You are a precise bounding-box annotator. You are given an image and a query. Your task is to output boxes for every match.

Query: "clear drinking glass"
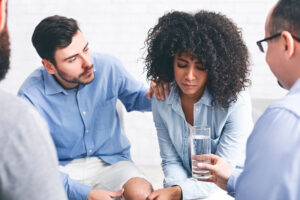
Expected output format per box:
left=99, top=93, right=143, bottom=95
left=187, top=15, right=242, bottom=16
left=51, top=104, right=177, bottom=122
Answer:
left=190, top=126, right=211, bottom=179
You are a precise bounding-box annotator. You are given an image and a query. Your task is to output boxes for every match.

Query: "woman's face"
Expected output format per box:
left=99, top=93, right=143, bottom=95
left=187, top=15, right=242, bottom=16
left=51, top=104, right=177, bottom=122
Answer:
left=174, top=52, right=208, bottom=99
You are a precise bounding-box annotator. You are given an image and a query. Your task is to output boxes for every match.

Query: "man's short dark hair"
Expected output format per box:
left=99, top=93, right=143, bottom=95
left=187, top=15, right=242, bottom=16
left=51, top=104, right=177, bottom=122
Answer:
left=31, top=15, right=80, bottom=65
left=269, top=0, right=300, bottom=36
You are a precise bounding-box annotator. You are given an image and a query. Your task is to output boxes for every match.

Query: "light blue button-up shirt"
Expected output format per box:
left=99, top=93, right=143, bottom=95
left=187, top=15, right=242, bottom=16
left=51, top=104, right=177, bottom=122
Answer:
left=18, top=53, right=151, bottom=200
left=226, top=78, right=300, bottom=200
left=152, top=85, right=252, bottom=199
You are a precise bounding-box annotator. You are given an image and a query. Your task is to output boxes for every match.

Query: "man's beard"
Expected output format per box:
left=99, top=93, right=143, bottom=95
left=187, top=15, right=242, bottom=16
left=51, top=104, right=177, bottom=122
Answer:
left=0, top=26, right=10, bottom=81
left=277, top=80, right=285, bottom=89
left=55, top=65, right=94, bottom=85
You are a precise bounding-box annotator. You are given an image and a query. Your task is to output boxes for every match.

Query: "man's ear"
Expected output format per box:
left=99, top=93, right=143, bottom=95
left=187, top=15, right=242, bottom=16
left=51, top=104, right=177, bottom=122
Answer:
left=42, top=59, right=56, bottom=74
left=281, top=31, right=295, bottom=59
left=0, top=0, right=8, bottom=32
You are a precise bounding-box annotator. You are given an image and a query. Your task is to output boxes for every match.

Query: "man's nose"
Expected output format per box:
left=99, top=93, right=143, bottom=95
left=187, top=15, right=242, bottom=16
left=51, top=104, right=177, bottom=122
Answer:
left=81, top=54, right=92, bottom=68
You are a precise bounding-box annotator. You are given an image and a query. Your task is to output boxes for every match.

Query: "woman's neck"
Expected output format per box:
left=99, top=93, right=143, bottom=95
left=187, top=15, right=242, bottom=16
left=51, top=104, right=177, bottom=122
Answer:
left=179, top=88, right=205, bottom=125
left=179, top=87, right=205, bottom=105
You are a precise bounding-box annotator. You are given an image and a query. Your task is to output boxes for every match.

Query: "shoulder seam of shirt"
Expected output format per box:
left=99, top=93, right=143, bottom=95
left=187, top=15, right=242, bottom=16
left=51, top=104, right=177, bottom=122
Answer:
left=20, top=79, right=43, bottom=95
left=267, top=106, right=300, bottom=119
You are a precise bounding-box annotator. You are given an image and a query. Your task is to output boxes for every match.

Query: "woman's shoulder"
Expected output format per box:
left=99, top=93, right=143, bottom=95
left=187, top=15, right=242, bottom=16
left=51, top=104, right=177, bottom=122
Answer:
left=151, top=93, right=170, bottom=109
left=152, top=83, right=178, bottom=103
left=222, top=90, right=252, bottom=117
left=230, top=90, right=251, bottom=108
left=237, top=90, right=251, bottom=105
left=152, top=84, right=179, bottom=113
left=215, top=90, right=251, bottom=113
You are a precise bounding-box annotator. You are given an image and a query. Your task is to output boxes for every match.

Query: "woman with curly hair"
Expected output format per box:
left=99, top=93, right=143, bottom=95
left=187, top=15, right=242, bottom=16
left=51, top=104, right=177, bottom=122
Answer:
left=145, top=11, right=253, bottom=199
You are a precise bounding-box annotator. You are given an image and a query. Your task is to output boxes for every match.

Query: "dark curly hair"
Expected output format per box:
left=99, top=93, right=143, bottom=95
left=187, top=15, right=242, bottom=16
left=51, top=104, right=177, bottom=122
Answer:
left=144, top=11, right=250, bottom=108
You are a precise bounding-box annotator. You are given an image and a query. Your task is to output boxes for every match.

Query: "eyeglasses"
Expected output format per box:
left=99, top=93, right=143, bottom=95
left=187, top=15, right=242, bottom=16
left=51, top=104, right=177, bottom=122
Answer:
left=256, top=32, right=300, bottom=53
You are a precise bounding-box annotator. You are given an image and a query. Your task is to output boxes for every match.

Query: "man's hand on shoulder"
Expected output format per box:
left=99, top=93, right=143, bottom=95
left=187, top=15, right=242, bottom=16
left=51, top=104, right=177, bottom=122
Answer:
left=87, top=188, right=124, bottom=200
left=145, top=81, right=171, bottom=100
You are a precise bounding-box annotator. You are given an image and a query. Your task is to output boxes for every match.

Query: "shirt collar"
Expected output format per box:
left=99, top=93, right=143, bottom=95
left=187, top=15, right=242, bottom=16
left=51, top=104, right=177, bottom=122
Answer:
left=43, top=69, right=68, bottom=95
left=289, top=78, right=300, bottom=94
left=166, top=82, right=212, bottom=106
left=197, top=87, right=212, bottom=106
left=166, top=83, right=180, bottom=105
left=42, top=64, right=97, bottom=96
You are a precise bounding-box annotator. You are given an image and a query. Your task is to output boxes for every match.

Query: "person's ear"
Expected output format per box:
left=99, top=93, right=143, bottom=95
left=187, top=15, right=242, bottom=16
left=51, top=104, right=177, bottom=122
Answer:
left=0, top=0, right=8, bottom=32
left=42, top=59, right=56, bottom=74
left=281, top=31, right=295, bottom=59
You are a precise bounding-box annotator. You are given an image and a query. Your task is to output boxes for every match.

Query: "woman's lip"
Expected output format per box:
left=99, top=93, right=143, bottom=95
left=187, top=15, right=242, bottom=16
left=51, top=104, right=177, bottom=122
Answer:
left=182, top=83, right=196, bottom=88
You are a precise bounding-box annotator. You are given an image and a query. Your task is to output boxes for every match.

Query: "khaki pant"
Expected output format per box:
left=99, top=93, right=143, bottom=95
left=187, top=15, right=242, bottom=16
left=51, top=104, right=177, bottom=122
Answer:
left=59, top=157, right=146, bottom=192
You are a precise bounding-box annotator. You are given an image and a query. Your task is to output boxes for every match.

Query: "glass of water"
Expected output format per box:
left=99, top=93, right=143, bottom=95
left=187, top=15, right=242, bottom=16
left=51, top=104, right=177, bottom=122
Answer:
left=190, top=126, right=211, bottom=179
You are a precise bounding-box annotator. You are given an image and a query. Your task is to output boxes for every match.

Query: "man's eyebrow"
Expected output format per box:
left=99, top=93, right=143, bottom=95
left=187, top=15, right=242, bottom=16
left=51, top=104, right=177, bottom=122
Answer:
left=83, top=42, right=89, bottom=50
left=63, top=42, right=89, bottom=61
left=63, top=53, right=78, bottom=62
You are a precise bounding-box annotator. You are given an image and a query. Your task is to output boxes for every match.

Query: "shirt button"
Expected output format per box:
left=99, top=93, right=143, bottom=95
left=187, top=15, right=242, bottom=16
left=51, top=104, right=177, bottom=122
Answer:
left=89, top=149, right=92, bottom=153
left=195, top=108, right=199, bottom=112
left=85, top=130, right=89, bottom=133
left=83, top=111, right=86, bottom=115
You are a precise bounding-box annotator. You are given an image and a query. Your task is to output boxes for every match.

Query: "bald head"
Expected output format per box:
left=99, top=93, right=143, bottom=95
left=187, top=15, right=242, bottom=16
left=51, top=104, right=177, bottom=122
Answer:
left=263, top=0, right=300, bottom=90
left=268, top=0, right=300, bottom=36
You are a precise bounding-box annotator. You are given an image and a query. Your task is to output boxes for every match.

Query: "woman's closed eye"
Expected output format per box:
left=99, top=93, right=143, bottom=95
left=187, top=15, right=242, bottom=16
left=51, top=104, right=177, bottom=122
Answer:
left=177, top=63, right=187, bottom=68
left=196, top=66, right=207, bottom=71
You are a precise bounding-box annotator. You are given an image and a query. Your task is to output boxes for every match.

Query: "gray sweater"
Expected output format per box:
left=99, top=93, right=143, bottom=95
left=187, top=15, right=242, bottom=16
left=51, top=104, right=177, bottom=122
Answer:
left=0, top=90, right=67, bottom=200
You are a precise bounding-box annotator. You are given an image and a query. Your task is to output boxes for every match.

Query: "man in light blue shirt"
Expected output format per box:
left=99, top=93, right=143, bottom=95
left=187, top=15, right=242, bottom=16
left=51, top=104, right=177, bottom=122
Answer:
left=18, top=15, right=159, bottom=200
left=195, top=0, right=300, bottom=199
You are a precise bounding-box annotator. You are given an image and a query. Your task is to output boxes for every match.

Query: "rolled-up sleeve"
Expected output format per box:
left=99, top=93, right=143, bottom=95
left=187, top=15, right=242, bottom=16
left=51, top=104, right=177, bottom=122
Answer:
left=226, top=170, right=241, bottom=197
left=114, top=56, right=151, bottom=112
left=60, top=172, right=92, bottom=200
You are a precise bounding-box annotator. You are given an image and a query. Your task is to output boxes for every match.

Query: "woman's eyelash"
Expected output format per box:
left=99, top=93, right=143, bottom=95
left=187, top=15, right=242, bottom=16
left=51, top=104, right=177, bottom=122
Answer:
left=178, top=64, right=186, bottom=68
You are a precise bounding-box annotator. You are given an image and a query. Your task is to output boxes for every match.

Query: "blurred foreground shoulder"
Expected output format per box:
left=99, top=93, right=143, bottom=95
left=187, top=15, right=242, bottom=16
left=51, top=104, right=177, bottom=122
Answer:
left=0, top=90, right=67, bottom=200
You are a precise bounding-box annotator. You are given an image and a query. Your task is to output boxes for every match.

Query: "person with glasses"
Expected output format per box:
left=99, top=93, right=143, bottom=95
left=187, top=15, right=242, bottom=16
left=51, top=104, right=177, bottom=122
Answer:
left=257, top=32, right=300, bottom=53
left=144, top=11, right=253, bottom=200
left=195, top=0, right=300, bottom=199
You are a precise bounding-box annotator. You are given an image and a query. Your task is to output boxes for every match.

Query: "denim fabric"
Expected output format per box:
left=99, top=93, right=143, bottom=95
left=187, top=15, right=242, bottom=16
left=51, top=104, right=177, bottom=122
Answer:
left=152, top=85, right=252, bottom=199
